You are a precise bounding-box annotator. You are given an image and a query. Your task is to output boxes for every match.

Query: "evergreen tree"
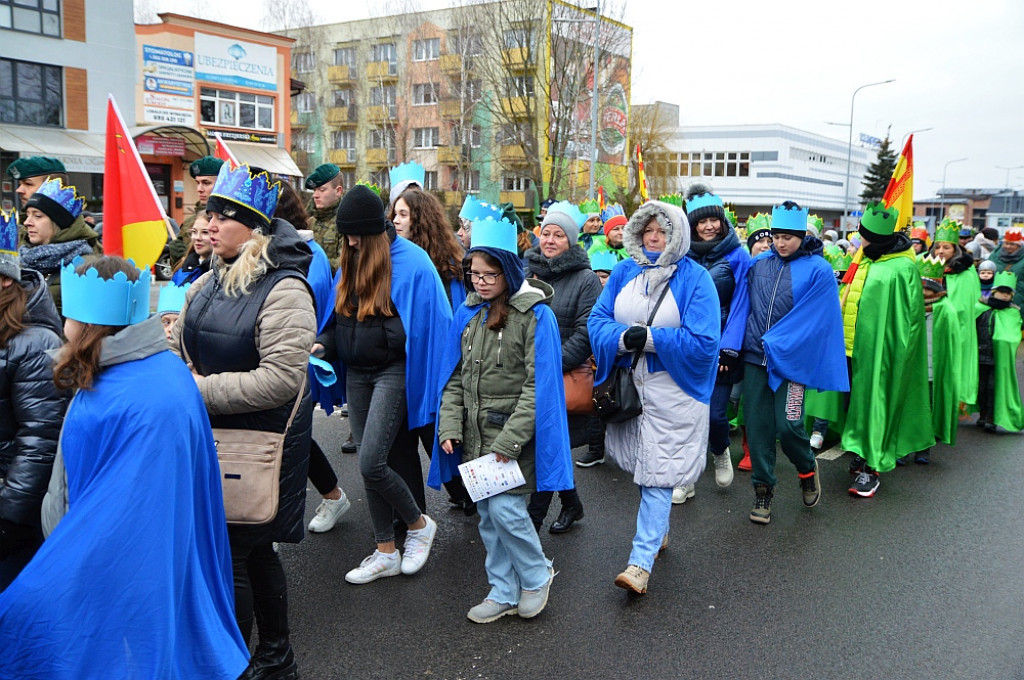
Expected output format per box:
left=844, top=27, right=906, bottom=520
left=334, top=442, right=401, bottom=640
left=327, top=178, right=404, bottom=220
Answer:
left=859, top=132, right=897, bottom=205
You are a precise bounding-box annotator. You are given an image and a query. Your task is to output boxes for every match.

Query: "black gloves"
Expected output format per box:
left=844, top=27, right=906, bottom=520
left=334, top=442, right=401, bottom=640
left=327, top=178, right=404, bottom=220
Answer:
left=623, top=326, right=647, bottom=352
left=0, top=518, right=38, bottom=560
left=719, top=349, right=741, bottom=373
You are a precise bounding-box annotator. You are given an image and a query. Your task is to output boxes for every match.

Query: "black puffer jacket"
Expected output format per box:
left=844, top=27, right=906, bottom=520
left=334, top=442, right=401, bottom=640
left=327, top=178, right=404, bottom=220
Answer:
left=525, top=244, right=602, bottom=448
left=0, top=269, right=67, bottom=527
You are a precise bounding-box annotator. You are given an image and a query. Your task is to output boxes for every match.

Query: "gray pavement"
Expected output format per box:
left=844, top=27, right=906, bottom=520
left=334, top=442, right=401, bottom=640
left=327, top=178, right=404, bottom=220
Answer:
left=282, top=385, right=1024, bottom=680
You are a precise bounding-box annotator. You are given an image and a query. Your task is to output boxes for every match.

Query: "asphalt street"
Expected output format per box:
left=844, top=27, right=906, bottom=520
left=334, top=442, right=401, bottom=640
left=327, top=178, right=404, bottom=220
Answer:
left=280, top=360, right=1024, bottom=680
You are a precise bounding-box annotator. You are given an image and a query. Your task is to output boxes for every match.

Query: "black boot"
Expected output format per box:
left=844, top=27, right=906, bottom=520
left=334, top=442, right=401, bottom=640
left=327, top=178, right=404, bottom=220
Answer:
left=240, top=595, right=298, bottom=680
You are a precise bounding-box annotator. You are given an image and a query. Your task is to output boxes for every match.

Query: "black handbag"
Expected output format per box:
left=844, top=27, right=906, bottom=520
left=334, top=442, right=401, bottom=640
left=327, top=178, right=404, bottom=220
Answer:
left=592, top=283, right=672, bottom=424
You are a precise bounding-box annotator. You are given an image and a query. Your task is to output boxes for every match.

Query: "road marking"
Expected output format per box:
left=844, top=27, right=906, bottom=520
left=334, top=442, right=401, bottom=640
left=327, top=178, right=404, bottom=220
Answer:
left=816, top=445, right=845, bottom=461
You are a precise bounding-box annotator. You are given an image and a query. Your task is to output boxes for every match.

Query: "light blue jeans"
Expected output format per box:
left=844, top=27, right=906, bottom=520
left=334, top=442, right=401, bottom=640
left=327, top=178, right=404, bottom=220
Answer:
left=477, top=492, right=551, bottom=605
left=628, top=486, right=673, bottom=572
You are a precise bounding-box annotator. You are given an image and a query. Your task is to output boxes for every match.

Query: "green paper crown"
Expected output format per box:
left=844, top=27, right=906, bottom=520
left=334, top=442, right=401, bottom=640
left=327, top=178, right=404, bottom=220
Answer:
left=934, top=218, right=961, bottom=244
left=916, top=254, right=946, bottom=280
left=355, top=179, right=382, bottom=199
left=724, top=206, right=737, bottom=227
left=823, top=244, right=842, bottom=263
left=808, top=213, right=825, bottom=231
left=658, top=193, right=683, bottom=207
left=859, top=201, right=899, bottom=237
left=579, top=198, right=600, bottom=215
left=993, top=270, right=1018, bottom=290
left=745, top=212, right=772, bottom=231
left=832, top=252, right=853, bottom=271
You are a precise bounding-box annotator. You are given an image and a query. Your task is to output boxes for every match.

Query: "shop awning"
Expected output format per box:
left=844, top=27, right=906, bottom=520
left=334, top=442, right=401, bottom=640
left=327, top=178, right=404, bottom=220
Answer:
left=228, top=142, right=302, bottom=178
left=0, top=125, right=105, bottom=173
left=130, top=125, right=210, bottom=161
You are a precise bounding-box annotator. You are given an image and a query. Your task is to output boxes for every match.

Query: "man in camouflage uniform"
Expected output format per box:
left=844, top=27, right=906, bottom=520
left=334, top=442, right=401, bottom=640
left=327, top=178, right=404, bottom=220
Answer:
left=305, top=163, right=344, bottom=265
left=169, top=156, right=223, bottom=264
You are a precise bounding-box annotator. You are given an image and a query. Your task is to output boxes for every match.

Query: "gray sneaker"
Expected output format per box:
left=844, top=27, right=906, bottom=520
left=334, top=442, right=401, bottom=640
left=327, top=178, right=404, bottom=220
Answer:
left=467, top=599, right=518, bottom=623
left=518, top=567, right=554, bottom=619
left=750, top=484, right=774, bottom=524
left=799, top=461, right=821, bottom=507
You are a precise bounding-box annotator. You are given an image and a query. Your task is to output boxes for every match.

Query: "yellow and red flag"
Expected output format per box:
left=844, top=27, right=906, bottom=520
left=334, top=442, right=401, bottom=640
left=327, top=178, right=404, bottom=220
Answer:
left=597, top=185, right=606, bottom=212
left=883, top=134, right=914, bottom=232
left=636, top=144, right=649, bottom=203
left=213, top=131, right=239, bottom=168
left=103, top=95, right=170, bottom=270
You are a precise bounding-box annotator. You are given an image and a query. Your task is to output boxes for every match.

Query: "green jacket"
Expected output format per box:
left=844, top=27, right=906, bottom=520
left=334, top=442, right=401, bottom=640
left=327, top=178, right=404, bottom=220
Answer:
left=170, top=201, right=204, bottom=263
left=438, top=279, right=554, bottom=494
left=586, top=235, right=628, bottom=261
left=309, top=202, right=340, bottom=263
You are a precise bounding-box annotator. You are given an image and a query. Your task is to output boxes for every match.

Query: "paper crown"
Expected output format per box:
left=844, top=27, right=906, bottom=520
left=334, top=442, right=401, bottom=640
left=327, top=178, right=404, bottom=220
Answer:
left=724, top=206, right=737, bottom=227
left=909, top=227, right=931, bottom=245
left=0, top=208, right=17, bottom=255
left=771, top=202, right=809, bottom=233
left=746, top=213, right=773, bottom=231
left=1005, top=228, right=1024, bottom=243
left=823, top=244, right=842, bottom=262
left=470, top=217, right=518, bottom=255
left=33, top=177, right=86, bottom=221
left=388, top=161, right=425, bottom=188
left=934, top=219, right=961, bottom=244
left=917, top=254, right=946, bottom=280
left=685, top=191, right=724, bottom=214
left=993, top=270, right=1018, bottom=290
left=600, top=204, right=625, bottom=224
left=355, top=179, right=383, bottom=198
left=459, top=195, right=503, bottom=222
left=545, top=201, right=587, bottom=229
left=807, top=214, right=824, bottom=231
left=61, top=257, right=151, bottom=326
left=579, top=198, right=600, bottom=215
left=589, top=250, right=618, bottom=272
left=209, top=163, right=280, bottom=224
left=157, top=281, right=191, bottom=315
left=859, top=202, right=899, bottom=237
left=831, top=252, right=853, bottom=271
left=658, top=194, right=683, bottom=207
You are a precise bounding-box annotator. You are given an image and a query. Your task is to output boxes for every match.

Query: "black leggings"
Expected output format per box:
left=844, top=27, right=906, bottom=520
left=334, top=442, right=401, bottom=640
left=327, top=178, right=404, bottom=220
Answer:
left=307, top=438, right=338, bottom=496
left=230, top=536, right=289, bottom=645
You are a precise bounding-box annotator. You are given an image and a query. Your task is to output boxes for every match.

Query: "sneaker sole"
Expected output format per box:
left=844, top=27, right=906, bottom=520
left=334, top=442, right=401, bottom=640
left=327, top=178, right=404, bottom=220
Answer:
left=308, top=501, right=352, bottom=533
left=574, top=458, right=605, bottom=468
left=715, top=473, right=733, bottom=488
left=467, top=607, right=518, bottom=624
left=848, top=483, right=879, bottom=498
left=401, top=518, right=437, bottom=575
left=671, top=490, right=695, bottom=505
left=749, top=513, right=771, bottom=525
left=345, top=566, right=401, bottom=585
left=613, top=574, right=647, bottom=594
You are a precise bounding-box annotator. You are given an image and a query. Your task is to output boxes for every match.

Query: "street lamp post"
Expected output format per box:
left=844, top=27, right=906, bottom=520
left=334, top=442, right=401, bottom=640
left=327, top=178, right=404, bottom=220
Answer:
left=996, top=165, right=1024, bottom=220
left=939, top=157, right=968, bottom=222
left=996, top=164, right=1024, bottom=190
left=900, top=127, right=933, bottom=148
left=842, top=79, right=895, bottom=229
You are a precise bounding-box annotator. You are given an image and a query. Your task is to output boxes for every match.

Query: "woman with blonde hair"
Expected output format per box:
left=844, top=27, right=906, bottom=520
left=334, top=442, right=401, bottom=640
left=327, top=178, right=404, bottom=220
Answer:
left=171, top=163, right=316, bottom=680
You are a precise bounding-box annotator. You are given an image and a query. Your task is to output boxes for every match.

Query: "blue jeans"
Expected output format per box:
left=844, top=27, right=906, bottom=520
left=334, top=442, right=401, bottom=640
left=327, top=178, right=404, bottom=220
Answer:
left=628, top=486, right=673, bottom=572
left=708, top=382, right=732, bottom=456
left=347, top=363, right=423, bottom=543
left=477, top=493, right=550, bottom=605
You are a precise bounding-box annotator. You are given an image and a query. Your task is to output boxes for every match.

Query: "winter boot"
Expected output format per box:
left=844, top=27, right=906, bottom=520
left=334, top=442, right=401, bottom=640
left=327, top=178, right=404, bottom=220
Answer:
left=240, top=594, right=299, bottom=680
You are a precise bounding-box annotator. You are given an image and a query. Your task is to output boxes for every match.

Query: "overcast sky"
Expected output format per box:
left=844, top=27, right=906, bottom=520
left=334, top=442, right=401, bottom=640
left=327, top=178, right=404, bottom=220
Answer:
left=148, top=0, right=1024, bottom=199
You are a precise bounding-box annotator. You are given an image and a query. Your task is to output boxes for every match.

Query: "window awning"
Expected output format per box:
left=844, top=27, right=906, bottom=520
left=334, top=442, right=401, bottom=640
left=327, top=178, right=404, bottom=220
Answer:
left=228, top=142, right=302, bottom=178
left=130, top=125, right=211, bottom=161
left=0, top=125, right=105, bottom=173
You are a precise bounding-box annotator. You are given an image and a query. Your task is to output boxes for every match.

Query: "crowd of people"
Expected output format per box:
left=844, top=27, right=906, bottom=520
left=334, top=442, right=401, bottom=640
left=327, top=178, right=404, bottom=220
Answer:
left=0, top=155, right=1020, bottom=678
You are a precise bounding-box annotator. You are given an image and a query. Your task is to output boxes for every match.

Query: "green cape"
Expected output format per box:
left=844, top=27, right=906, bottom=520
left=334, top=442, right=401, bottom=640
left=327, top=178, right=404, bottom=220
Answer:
left=586, top=235, right=628, bottom=261
left=929, top=296, right=964, bottom=445
left=945, top=269, right=981, bottom=404
left=841, top=251, right=935, bottom=471
left=975, top=302, right=1024, bottom=431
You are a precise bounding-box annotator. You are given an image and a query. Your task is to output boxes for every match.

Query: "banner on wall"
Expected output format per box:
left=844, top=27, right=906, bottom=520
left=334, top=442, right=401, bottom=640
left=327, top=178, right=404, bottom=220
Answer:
left=194, top=33, right=278, bottom=92
left=141, top=45, right=196, bottom=126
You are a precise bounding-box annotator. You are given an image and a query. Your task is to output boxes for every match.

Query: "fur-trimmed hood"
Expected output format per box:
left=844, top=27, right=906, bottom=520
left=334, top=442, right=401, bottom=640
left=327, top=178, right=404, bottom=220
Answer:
left=623, top=200, right=690, bottom=289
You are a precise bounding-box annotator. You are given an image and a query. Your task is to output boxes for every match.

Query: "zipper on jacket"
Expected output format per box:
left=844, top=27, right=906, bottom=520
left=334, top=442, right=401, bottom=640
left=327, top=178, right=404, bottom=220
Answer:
left=496, top=329, right=503, bottom=367
left=188, top=274, right=221, bottom=372
left=762, top=260, right=785, bottom=366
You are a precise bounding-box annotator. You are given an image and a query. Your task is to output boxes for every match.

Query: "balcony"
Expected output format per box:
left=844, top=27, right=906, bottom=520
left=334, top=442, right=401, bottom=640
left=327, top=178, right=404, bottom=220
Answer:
left=290, top=149, right=310, bottom=170
left=366, top=60, right=398, bottom=81
left=500, top=96, right=532, bottom=119
left=438, top=190, right=464, bottom=207
left=500, top=190, right=529, bottom=209
left=327, top=149, right=357, bottom=168
left=326, top=106, right=357, bottom=126
left=328, top=64, right=354, bottom=84
left=289, top=110, right=310, bottom=128
left=437, top=146, right=465, bottom=165
left=365, top=147, right=395, bottom=166
left=499, top=145, right=528, bottom=165
left=366, top=104, right=396, bottom=124
left=439, top=99, right=467, bottom=119
left=502, top=47, right=531, bottom=70
left=440, top=53, right=471, bottom=75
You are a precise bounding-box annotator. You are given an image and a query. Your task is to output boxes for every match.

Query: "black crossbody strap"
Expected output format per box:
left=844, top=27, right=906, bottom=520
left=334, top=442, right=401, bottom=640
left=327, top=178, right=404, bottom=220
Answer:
left=629, top=281, right=672, bottom=371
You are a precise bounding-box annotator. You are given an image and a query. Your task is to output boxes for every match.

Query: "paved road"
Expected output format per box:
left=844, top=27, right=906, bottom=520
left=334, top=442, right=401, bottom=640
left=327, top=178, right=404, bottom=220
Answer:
left=281, top=378, right=1024, bottom=680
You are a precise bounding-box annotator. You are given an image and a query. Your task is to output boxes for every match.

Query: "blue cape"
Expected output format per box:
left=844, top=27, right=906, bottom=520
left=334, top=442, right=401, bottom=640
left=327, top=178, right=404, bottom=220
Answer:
left=306, top=239, right=347, bottom=414
left=329, top=236, right=452, bottom=429
left=448, top=272, right=468, bottom=309
left=427, top=299, right=574, bottom=492
left=588, top=258, right=721, bottom=404
left=0, top=351, right=248, bottom=679
left=758, top=251, right=850, bottom=392
left=719, top=246, right=751, bottom=351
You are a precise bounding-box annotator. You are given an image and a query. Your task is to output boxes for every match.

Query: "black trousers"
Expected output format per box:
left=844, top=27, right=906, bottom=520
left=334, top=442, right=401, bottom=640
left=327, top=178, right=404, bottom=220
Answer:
left=230, top=535, right=289, bottom=645
left=978, top=363, right=996, bottom=421
left=307, top=438, right=338, bottom=496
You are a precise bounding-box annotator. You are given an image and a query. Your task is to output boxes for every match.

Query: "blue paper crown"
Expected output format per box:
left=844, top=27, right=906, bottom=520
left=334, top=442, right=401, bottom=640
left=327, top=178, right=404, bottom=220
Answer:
left=459, top=195, right=503, bottom=222
left=685, top=192, right=723, bottom=214
left=771, top=203, right=809, bottom=232
left=589, top=251, right=618, bottom=272
left=470, top=217, right=518, bottom=255
left=600, top=204, right=625, bottom=224
left=545, top=201, right=587, bottom=229
left=0, top=208, right=17, bottom=254
left=61, top=257, right=151, bottom=326
left=389, top=161, right=425, bottom=188
left=157, top=281, right=191, bottom=315
left=35, top=178, right=86, bottom=221
left=209, top=163, right=280, bottom=224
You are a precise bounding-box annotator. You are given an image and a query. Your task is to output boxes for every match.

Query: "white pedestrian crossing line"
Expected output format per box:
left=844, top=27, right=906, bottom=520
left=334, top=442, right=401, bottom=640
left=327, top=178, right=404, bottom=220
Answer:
left=816, top=445, right=845, bottom=461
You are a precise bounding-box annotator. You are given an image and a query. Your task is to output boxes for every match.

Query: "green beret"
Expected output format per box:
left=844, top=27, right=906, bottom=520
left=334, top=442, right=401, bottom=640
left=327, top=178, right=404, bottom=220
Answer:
left=6, top=156, right=66, bottom=180
left=305, top=164, right=341, bottom=190
left=189, top=156, right=224, bottom=178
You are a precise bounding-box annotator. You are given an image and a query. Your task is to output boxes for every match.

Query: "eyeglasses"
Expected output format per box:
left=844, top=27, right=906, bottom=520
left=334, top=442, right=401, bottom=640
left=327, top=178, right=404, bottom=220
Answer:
left=468, top=271, right=503, bottom=285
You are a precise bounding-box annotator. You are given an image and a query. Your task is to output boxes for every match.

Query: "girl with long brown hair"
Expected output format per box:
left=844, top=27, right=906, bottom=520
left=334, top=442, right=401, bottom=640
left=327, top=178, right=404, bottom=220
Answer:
left=312, top=185, right=452, bottom=585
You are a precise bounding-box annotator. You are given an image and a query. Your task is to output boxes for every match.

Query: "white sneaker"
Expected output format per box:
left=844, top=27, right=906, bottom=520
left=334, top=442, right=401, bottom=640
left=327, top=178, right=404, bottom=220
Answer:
left=401, top=515, right=437, bottom=575
left=345, top=550, right=401, bottom=584
left=712, top=452, right=734, bottom=488
left=810, top=431, right=824, bottom=449
left=308, top=493, right=351, bottom=533
left=671, top=484, right=695, bottom=505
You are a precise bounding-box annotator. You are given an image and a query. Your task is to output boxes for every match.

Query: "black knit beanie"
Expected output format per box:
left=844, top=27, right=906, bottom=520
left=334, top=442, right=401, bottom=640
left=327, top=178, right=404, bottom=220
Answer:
left=206, top=195, right=269, bottom=232
left=336, top=184, right=388, bottom=235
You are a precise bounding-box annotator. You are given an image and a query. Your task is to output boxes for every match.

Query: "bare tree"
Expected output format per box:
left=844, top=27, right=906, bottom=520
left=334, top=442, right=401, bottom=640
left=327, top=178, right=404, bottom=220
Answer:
left=624, top=101, right=678, bottom=212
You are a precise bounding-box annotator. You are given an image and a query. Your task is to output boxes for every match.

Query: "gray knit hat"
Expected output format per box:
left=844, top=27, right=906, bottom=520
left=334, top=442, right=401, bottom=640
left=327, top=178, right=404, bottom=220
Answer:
left=540, top=205, right=582, bottom=244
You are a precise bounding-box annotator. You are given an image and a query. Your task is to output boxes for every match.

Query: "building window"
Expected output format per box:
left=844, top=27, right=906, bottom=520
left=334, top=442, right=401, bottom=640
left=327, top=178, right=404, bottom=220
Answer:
left=0, top=58, right=62, bottom=127
left=502, top=175, right=530, bottom=192
left=333, top=46, right=356, bottom=67
left=333, top=131, right=356, bottom=162
left=497, top=123, right=527, bottom=146
left=369, top=128, right=396, bottom=163
left=504, top=27, right=534, bottom=51
left=450, top=29, right=483, bottom=56
left=201, top=88, right=275, bottom=131
left=452, top=78, right=482, bottom=102
left=0, top=0, right=60, bottom=36
left=371, top=42, right=397, bottom=74
left=369, top=84, right=396, bottom=117
left=412, top=83, right=438, bottom=106
left=293, top=52, right=314, bottom=73
left=294, top=92, right=315, bottom=113
left=370, top=169, right=389, bottom=189
left=412, top=38, right=440, bottom=62
left=453, top=123, right=482, bottom=148
left=332, top=89, right=352, bottom=107
left=506, top=76, right=534, bottom=98
left=460, top=169, right=480, bottom=192
left=423, top=170, right=438, bottom=191
left=413, top=127, right=439, bottom=149
left=293, top=131, right=316, bottom=153
left=340, top=171, right=355, bottom=189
